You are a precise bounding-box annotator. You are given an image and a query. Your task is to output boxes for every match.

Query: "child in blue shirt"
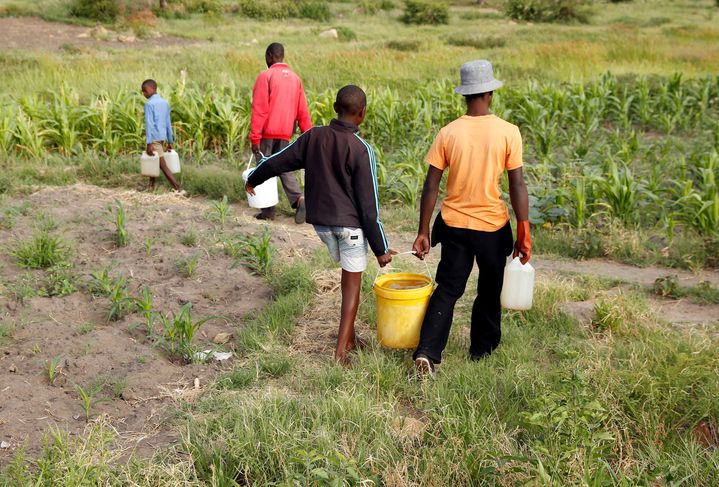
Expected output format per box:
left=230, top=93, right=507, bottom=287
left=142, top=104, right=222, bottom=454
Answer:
left=142, top=79, right=181, bottom=191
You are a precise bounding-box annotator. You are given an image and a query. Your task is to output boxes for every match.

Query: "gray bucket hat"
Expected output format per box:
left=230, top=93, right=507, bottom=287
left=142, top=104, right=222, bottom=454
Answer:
left=455, top=60, right=503, bottom=96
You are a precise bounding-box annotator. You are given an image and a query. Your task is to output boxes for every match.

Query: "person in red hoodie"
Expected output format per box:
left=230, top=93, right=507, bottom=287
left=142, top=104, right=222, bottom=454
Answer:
left=250, top=42, right=312, bottom=223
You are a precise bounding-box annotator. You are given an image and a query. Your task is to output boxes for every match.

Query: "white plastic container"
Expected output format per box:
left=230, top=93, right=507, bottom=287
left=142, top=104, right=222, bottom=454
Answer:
left=243, top=155, right=278, bottom=209
left=164, top=149, right=181, bottom=174
left=140, top=152, right=160, bottom=177
left=500, top=257, right=535, bottom=310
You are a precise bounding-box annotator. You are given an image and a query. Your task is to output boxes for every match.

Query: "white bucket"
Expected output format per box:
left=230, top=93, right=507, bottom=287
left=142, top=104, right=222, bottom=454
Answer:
left=164, top=149, right=181, bottom=174
left=500, top=257, right=535, bottom=310
left=140, top=152, right=160, bottom=177
left=243, top=154, right=278, bottom=209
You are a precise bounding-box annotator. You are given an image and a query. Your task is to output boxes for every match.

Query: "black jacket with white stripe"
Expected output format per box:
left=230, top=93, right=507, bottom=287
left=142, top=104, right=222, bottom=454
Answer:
left=247, top=118, right=389, bottom=257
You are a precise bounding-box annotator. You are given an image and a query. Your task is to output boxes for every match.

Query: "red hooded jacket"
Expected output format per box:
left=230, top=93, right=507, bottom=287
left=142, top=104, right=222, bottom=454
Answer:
left=250, top=63, right=312, bottom=145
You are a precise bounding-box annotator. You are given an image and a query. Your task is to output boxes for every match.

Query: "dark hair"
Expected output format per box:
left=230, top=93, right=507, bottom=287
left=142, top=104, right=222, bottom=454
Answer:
left=265, top=42, right=284, bottom=60
left=142, top=79, right=157, bottom=91
left=464, top=91, right=492, bottom=101
left=335, top=85, right=366, bottom=116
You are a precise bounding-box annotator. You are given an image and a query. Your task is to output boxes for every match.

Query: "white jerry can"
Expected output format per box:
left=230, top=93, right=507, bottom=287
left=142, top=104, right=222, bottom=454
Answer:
left=164, top=149, right=181, bottom=174
left=140, top=152, right=160, bottom=177
left=500, top=257, right=535, bottom=310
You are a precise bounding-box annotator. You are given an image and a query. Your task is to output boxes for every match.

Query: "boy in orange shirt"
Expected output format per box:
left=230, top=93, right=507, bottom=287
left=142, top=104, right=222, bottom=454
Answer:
left=412, top=60, right=531, bottom=376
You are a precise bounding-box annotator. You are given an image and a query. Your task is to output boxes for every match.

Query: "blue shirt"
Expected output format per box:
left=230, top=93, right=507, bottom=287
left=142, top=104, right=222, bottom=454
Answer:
left=144, top=94, right=174, bottom=145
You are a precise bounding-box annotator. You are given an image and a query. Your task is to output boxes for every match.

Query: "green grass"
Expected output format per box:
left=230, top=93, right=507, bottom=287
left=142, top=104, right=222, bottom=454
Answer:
left=1, top=1, right=718, bottom=94
left=653, top=275, right=719, bottom=304
left=3, top=249, right=718, bottom=484
left=12, top=231, right=71, bottom=269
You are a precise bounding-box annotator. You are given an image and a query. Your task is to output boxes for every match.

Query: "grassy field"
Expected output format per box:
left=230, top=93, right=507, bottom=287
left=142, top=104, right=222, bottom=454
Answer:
left=2, top=249, right=718, bottom=485
left=0, top=0, right=718, bottom=484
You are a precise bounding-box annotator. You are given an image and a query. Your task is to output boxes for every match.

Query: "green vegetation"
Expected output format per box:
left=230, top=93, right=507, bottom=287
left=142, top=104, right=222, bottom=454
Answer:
left=109, top=200, right=129, bottom=247
left=401, top=0, right=449, bottom=25
left=223, top=227, right=273, bottom=276
left=0, top=0, right=718, bottom=483
left=69, top=0, right=119, bottom=22
left=131, top=285, right=155, bottom=335
left=180, top=228, right=198, bottom=247
left=46, top=355, right=63, bottom=385
left=653, top=275, right=719, bottom=304
left=12, top=232, right=71, bottom=269
left=177, top=253, right=199, bottom=278
left=3, top=252, right=718, bottom=484
left=106, top=273, right=131, bottom=321
left=505, top=0, right=592, bottom=23
left=44, top=264, right=77, bottom=297
left=74, top=383, right=98, bottom=422
left=157, top=302, right=215, bottom=363
left=210, top=194, right=230, bottom=226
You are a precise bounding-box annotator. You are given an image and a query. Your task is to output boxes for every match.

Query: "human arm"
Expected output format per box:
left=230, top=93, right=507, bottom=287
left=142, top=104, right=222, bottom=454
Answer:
left=506, top=127, right=530, bottom=264
left=144, top=104, right=154, bottom=149
left=351, top=145, right=392, bottom=266
left=165, top=103, right=174, bottom=146
left=296, top=81, right=312, bottom=133
left=412, top=165, right=443, bottom=260
left=508, top=167, right=531, bottom=264
left=250, top=72, right=270, bottom=152
left=245, top=133, right=308, bottom=194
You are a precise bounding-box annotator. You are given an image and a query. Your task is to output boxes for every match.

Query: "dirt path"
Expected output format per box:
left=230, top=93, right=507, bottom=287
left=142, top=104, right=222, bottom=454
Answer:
left=533, top=256, right=719, bottom=289
left=0, top=17, right=194, bottom=51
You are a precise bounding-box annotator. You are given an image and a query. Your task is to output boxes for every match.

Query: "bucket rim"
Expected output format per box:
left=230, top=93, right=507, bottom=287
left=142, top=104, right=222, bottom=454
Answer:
left=373, top=272, right=434, bottom=299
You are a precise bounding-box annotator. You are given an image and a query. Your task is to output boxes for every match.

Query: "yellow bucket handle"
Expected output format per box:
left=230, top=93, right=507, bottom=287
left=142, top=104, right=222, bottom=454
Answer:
left=372, top=250, right=434, bottom=288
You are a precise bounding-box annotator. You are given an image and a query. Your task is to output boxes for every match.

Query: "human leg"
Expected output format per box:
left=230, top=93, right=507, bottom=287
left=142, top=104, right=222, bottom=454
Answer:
left=469, top=224, right=513, bottom=359
left=413, top=226, right=474, bottom=365
left=150, top=142, right=180, bottom=191
left=159, top=156, right=180, bottom=190
left=336, top=269, right=362, bottom=365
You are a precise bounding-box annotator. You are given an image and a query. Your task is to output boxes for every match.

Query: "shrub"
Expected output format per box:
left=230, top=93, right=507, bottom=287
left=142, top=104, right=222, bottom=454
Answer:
left=181, top=0, right=223, bottom=14
left=358, top=0, right=395, bottom=14
left=298, top=1, right=331, bottom=21
left=400, top=0, right=448, bottom=25
left=446, top=34, right=506, bottom=49
left=69, top=0, right=120, bottom=22
left=505, top=0, right=591, bottom=23
left=336, top=26, right=357, bottom=42
left=237, top=0, right=331, bottom=20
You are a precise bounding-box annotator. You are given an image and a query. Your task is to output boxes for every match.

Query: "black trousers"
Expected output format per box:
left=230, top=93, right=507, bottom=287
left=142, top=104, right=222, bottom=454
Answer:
left=259, top=138, right=302, bottom=213
left=414, top=215, right=513, bottom=364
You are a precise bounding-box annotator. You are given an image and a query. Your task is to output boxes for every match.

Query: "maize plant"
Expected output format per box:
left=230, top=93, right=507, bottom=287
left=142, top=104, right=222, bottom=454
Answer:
left=1, top=74, right=717, bottom=240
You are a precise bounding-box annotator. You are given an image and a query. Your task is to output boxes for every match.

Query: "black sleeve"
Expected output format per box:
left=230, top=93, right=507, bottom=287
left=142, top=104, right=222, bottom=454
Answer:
left=352, top=144, right=389, bottom=257
left=247, top=131, right=308, bottom=187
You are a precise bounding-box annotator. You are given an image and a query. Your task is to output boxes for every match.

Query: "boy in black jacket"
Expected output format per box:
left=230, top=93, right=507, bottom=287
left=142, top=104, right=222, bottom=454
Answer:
left=246, top=85, right=393, bottom=365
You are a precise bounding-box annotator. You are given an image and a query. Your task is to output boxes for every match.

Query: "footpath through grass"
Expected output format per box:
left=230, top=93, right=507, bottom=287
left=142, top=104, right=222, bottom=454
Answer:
left=3, top=250, right=717, bottom=485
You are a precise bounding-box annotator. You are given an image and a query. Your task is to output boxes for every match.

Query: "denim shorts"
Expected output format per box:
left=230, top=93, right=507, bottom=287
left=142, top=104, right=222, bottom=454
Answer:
left=314, top=225, right=369, bottom=273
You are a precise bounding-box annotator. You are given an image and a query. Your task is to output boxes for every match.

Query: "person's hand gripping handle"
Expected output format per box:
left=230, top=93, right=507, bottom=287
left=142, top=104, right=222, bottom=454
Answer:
left=513, top=220, right=531, bottom=264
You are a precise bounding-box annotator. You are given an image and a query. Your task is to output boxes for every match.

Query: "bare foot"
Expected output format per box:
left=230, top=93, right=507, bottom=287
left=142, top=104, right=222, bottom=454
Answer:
left=335, top=351, right=352, bottom=368
left=346, top=334, right=367, bottom=352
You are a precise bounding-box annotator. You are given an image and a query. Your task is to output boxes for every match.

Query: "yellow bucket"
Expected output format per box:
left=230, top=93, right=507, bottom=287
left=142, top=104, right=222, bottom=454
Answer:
left=373, top=272, right=434, bottom=349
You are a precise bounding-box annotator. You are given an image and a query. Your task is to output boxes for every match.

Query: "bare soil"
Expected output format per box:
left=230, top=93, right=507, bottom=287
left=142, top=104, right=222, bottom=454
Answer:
left=0, top=17, right=194, bottom=51
left=0, top=183, right=317, bottom=464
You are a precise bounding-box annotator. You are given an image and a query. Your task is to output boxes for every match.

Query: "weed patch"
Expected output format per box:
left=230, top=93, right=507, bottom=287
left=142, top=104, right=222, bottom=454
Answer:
left=13, top=232, right=71, bottom=269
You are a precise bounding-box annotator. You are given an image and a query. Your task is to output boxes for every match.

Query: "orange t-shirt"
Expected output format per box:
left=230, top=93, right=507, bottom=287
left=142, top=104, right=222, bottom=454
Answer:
left=426, top=114, right=523, bottom=232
